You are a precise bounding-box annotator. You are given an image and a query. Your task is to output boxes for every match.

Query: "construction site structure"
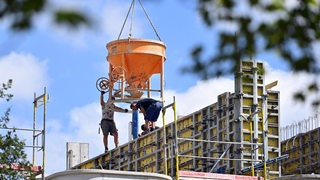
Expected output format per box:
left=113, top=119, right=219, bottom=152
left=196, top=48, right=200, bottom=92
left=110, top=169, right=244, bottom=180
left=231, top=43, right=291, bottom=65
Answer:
left=280, top=111, right=320, bottom=175
left=0, top=87, right=48, bottom=179
left=72, top=60, right=284, bottom=180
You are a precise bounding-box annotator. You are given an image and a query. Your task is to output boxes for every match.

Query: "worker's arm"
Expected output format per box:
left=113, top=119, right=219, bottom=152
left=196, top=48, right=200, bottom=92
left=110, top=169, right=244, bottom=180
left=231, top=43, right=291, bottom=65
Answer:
left=140, top=107, right=146, bottom=116
left=100, top=91, right=105, bottom=106
left=114, top=105, right=128, bottom=113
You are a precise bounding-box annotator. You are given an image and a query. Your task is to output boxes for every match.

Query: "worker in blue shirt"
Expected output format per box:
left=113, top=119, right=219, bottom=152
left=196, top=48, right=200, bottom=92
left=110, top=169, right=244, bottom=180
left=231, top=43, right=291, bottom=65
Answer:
left=130, top=98, right=162, bottom=133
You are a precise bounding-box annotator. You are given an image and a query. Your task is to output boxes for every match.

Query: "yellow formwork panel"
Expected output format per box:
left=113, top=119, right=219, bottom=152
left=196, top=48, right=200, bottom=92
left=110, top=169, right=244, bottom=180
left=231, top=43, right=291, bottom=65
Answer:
left=257, top=62, right=264, bottom=69
left=243, top=85, right=253, bottom=95
left=220, top=120, right=226, bottom=129
left=268, top=93, right=279, bottom=99
left=179, top=155, right=193, bottom=165
left=268, top=116, right=278, bottom=124
left=242, top=60, right=253, bottom=69
left=243, top=133, right=251, bottom=142
left=197, top=147, right=203, bottom=156
left=218, top=93, right=228, bottom=105
left=311, top=130, right=319, bottom=140
left=311, top=142, right=318, bottom=151
left=285, top=159, right=300, bottom=171
left=178, top=117, right=193, bottom=130
left=258, top=99, right=263, bottom=107
left=180, top=164, right=194, bottom=171
left=268, top=138, right=279, bottom=148
left=258, top=87, right=263, bottom=96
left=120, top=144, right=129, bottom=152
left=138, top=133, right=157, bottom=148
left=268, top=101, right=279, bottom=106
left=196, top=113, right=202, bottom=123
left=139, top=155, right=156, bottom=167
left=291, top=150, right=300, bottom=158
left=268, top=109, right=279, bottom=115
left=167, top=127, right=173, bottom=136
left=243, top=98, right=253, bottom=106
left=142, top=146, right=156, bottom=157
left=286, top=141, right=294, bottom=150
left=242, top=76, right=253, bottom=85
left=111, top=149, right=119, bottom=158
left=103, top=153, right=110, bottom=162
left=269, top=174, right=280, bottom=180
left=179, top=129, right=193, bottom=138
left=268, top=151, right=279, bottom=159
left=257, top=121, right=263, bottom=132
left=243, top=121, right=250, bottom=131
left=178, top=141, right=192, bottom=153
left=242, top=145, right=252, bottom=154
left=79, top=161, right=94, bottom=169
left=303, top=135, right=309, bottom=144
left=212, top=128, right=217, bottom=136
left=269, top=126, right=279, bottom=136
left=305, top=157, right=310, bottom=164
left=196, top=124, right=202, bottom=133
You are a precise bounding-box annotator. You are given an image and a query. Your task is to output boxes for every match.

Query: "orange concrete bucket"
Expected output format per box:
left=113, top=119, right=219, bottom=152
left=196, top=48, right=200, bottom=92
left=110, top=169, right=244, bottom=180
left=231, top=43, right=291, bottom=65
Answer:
left=106, top=38, right=166, bottom=90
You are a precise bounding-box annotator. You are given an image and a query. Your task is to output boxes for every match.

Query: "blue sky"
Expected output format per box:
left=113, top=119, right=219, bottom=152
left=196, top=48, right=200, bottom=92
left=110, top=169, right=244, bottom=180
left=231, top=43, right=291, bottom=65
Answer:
left=0, top=0, right=319, bottom=176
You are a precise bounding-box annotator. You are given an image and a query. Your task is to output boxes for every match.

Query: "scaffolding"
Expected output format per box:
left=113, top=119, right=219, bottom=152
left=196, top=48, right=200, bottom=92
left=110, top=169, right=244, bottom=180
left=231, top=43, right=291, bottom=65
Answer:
left=0, top=87, right=48, bottom=179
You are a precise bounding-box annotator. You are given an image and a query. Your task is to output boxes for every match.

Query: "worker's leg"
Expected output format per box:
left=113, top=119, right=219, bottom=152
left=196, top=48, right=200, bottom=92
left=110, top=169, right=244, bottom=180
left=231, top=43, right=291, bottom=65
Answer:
left=101, top=119, right=110, bottom=152
left=145, top=120, right=150, bottom=132
left=103, top=134, right=108, bottom=152
left=110, top=120, right=119, bottom=148
left=148, top=102, right=162, bottom=131
left=151, top=121, right=156, bottom=129
left=113, top=132, right=119, bottom=148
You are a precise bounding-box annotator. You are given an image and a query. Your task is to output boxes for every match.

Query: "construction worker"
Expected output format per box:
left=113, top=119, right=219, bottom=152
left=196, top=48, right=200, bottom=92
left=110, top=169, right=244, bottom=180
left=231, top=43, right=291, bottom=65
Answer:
left=100, top=91, right=128, bottom=153
left=130, top=98, right=162, bottom=133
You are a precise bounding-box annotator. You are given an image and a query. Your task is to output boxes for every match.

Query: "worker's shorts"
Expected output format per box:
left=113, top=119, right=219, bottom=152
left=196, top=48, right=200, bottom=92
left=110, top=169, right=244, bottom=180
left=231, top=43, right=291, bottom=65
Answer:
left=145, top=102, right=162, bottom=122
left=100, top=119, right=117, bottom=136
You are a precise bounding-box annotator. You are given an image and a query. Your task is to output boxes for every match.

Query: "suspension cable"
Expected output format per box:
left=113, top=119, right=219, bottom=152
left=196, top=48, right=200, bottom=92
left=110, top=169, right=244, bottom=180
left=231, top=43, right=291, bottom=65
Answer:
left=129, top=0, right=135, bottom=39
left=137, top=0, right=162, bottom=41
left=117, top=0, right=162, bottom=41
left=117, top=0, right=135, bottom=40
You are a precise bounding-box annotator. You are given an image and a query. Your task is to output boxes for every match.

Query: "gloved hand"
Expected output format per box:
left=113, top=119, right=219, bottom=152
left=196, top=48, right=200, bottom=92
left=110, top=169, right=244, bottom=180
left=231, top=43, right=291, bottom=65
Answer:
left=101, top=91, right=106, bottom=95
left=125, top=109, right=128, bottom=112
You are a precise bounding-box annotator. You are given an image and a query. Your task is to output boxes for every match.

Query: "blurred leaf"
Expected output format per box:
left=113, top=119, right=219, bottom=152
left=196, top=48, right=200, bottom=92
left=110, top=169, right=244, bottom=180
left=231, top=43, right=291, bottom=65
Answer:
left=308, top=82, right=318, bottom=92
left=1, top=0, right=46, bottom=30
left=293, top=92, right=305, bottom=102
left=55, top=10, right=90, bottom=28
left=249, top=0, right=259, bottom=6
left=312, top=100, right=320, bottom=107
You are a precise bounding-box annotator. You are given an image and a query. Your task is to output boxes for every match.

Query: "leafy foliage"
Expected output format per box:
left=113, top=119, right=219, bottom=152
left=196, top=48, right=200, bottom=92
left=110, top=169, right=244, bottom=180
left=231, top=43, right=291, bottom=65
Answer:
left=184, top=0, right=320, bottom=108
left=0, top=80, right=36, bottom=179
left=0, top=0, right=90, bottom=31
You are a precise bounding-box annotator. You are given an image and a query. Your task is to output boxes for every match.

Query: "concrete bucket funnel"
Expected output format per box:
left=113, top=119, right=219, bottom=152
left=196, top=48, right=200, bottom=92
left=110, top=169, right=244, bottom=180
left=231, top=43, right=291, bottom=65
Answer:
left=106, top=38, right=166, bottom=99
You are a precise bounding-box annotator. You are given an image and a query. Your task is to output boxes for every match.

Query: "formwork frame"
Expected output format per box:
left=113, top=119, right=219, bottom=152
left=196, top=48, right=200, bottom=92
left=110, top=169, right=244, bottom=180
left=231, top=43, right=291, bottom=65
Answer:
left=71, top=60, right=283, bottom=180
